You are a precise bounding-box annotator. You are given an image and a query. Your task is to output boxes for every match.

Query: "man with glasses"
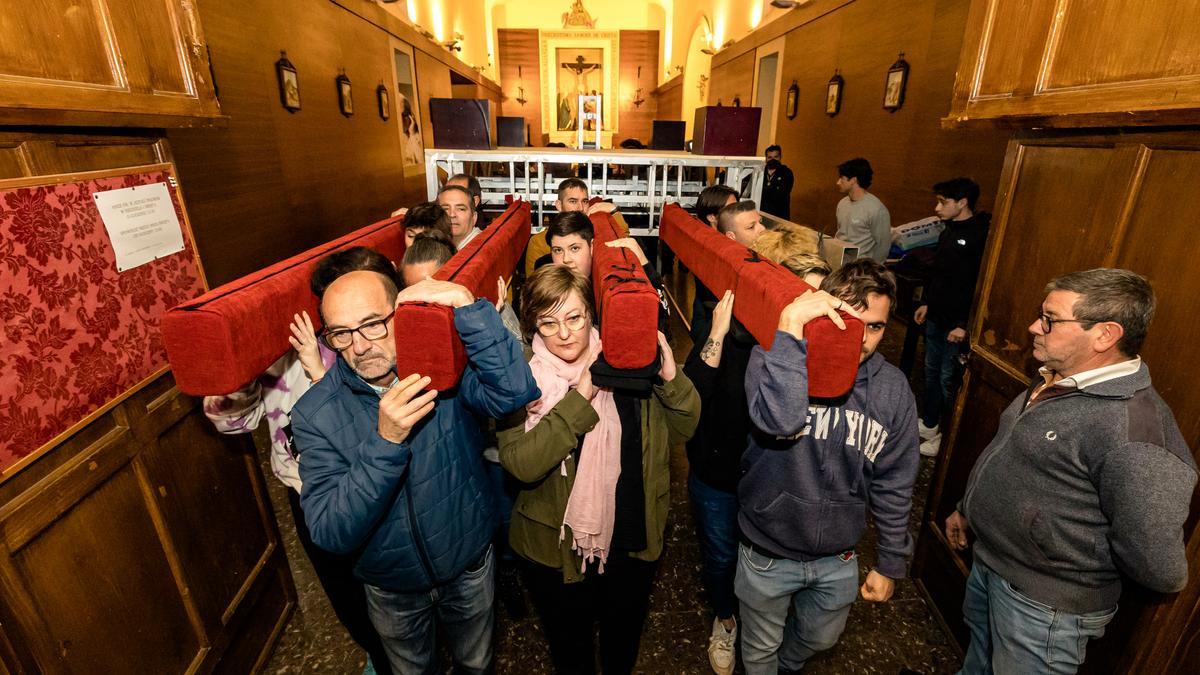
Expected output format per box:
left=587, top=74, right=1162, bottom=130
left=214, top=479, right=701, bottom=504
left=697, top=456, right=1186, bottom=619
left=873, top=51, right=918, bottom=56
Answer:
left=292, top=247, right=539, bottom=674
left=945, top=268, right=1195, bottom=675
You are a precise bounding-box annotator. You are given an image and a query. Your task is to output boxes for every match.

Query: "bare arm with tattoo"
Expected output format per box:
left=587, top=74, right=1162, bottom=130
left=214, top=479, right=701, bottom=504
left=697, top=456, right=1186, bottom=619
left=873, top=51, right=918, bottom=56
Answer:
left=701, top=290, right=735, bottom=368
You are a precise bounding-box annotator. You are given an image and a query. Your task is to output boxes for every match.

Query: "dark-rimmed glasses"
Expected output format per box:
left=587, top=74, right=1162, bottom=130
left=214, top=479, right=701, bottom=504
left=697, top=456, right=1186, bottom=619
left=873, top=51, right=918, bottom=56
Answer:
left=322, top=311, right=395, bottom=350
left=1037, top=314, right=1094, bottom=333
left=536, top=313, right=588, bottom=337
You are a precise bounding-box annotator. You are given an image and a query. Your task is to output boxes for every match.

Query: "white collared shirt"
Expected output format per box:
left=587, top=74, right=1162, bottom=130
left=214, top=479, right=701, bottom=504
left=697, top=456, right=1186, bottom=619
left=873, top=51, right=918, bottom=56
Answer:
left=457, top=227, right=481, bottom=249
left=1037, top=356, right=1142, bottom=391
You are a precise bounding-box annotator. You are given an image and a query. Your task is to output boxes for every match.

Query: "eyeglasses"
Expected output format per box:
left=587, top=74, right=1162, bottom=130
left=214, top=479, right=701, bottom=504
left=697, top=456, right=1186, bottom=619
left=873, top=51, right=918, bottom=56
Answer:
left=1037, top=314, right=1094, bottom=334
left=536, top=313, right=588, bottom=337
left=322, top=311, right=395, bottom=350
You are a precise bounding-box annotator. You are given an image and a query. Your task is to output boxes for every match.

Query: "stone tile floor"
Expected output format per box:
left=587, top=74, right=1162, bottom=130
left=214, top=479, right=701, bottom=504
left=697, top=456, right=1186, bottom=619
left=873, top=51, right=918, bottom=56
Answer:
left=260, top=269, right=962, bottom=674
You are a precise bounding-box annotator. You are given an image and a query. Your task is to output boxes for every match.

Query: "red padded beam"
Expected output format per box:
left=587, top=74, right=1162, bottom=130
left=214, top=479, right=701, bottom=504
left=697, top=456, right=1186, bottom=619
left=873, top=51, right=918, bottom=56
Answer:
left=391, top=200, right=532, bottom=390
left=659, top=203, right=862, bottom=398
left=588, top=212, right=660, bottom=369
left=163, top=216, right=406, bottom=396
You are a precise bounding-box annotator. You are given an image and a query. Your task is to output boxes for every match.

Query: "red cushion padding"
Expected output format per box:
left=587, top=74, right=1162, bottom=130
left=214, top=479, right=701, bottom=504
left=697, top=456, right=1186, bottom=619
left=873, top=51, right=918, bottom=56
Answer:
left=588, top=212, right=659, bottom=369
left=391, top=200, right=532, bottom=390
left=163, top=216, right=406, bottom=395
left=660, top=203, right=862, bottom=398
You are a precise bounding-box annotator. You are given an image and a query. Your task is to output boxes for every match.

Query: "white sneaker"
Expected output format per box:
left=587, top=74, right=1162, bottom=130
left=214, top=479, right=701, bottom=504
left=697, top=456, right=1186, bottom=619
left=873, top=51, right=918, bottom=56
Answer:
left=708, top=616, right=737, bottom=675
left=920, top=434, right=941, bottom=457
left=918, top=421, right=940, bottom=441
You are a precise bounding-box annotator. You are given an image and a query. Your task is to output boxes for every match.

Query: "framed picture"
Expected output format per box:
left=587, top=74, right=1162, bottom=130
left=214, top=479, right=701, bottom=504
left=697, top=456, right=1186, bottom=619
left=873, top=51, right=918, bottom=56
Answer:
left=785, top=80, right=799, bottom=119
left=390, top=39, right=425, bottom=176
left=336, top=71, right=353, bottom=116
left=276, top=51, right=300, bottom=112
left=883, top=52, right=909, bottom=111
left=377, top=84, right=390, bottom=121
left=826, top=71, right=844, bottom=116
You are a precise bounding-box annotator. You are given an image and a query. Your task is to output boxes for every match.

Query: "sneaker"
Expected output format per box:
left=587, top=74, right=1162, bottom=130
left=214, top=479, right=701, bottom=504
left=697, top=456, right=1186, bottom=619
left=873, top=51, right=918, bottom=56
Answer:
left=708, top=616, right=737, bottom=675
left=920, top=434, right=941, bottom=457
left=918, top=421, right=940, bottom=441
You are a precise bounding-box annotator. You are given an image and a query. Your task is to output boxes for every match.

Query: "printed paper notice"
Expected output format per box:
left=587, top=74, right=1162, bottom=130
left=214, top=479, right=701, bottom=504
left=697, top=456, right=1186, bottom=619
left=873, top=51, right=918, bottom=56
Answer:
left=94, top=182, right=185, bottom=272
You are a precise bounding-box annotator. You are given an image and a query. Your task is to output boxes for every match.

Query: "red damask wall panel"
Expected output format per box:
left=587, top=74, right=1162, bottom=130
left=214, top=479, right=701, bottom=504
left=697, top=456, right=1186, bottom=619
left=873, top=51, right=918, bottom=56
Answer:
left=0, top=164, right=205, bottom=474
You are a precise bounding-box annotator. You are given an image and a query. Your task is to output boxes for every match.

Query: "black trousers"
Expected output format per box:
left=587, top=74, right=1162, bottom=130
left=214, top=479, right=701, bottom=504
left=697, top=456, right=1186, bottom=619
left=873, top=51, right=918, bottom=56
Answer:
left=521, top=555, right=658, bottom=675
left=287, top=490, right=393, bottom=675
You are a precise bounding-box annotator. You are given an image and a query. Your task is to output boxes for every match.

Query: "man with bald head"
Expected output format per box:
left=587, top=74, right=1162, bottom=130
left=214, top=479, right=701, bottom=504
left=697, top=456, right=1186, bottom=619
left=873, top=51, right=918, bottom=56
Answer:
left=292, top=248, right=538, bottom=674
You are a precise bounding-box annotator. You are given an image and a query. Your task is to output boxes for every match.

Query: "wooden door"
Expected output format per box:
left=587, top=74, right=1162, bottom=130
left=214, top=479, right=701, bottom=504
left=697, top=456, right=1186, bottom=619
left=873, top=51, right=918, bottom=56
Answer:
left=0, top=0, right=221, bottom=127
left=914, top=128, right=1200, bottom=673
left=948, top=0, right=1200, bottom=126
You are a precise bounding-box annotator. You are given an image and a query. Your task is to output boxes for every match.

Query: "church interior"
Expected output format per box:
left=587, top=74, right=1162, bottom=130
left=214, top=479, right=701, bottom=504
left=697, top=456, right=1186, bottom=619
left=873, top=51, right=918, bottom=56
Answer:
left=2, top=0, right=1200, bottom=673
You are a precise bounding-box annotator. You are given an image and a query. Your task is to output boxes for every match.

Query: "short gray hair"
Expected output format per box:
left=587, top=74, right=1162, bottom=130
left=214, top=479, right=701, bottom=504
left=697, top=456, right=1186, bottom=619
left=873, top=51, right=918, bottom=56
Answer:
left=1045, top=268, right=1155, bottom=356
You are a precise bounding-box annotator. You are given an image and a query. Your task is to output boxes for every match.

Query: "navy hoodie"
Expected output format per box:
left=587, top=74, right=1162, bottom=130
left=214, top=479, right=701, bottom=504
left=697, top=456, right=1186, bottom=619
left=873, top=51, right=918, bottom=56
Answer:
left=739, top=332, right=920, bottom=578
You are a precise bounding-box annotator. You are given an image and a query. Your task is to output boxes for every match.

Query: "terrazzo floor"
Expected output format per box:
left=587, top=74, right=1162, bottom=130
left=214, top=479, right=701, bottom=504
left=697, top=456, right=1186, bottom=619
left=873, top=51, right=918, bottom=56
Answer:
left=259, top=267, right=963, bottom=674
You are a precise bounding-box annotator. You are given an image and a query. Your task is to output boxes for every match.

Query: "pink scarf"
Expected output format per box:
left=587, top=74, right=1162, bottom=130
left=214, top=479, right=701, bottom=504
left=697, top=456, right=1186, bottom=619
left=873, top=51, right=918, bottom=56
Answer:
left=526, top=328, right=622, bottom=571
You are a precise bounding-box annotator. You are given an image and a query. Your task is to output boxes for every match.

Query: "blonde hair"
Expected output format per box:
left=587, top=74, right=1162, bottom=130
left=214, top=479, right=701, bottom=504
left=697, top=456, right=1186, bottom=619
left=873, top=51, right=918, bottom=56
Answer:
left=752, top=222, right=824, bottom=276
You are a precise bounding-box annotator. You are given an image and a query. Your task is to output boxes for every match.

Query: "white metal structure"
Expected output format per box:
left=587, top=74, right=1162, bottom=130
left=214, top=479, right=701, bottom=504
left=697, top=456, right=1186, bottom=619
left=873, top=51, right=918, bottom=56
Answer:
left=576, top=94, right=602, bottom=150
left=425, top=147, right=765, bottom=236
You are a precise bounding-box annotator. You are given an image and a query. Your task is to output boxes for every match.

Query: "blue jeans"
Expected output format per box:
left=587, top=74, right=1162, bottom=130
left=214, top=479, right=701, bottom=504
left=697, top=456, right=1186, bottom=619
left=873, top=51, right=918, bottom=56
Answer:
left=689, top=472, right=740, bottom=620
left=959, top=561, right=1117, bottom=675
left=922, top=318, right=964, bottom=428
left=734, top=543, right=859, bottom=674
left=364, top=546, right=495, bottom=675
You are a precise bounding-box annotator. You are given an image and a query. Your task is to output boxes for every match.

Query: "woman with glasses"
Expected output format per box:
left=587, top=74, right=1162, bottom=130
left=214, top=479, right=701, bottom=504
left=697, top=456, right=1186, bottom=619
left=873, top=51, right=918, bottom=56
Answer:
left=498, top=264, right=699, bottom=674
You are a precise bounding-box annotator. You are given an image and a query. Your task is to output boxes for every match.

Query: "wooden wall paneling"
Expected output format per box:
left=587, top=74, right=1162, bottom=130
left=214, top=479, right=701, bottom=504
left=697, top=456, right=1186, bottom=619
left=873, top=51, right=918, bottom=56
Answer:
left=168, top=0, right=412, bottom=286
left=653, top=76, right=683, bottom=124
left=707, top=51, right=756, bottom=108
left=497, top=29, right=542, bottom=144
left=616, top=31, right=659, bottom=146
left=0, top=0, right=222, bottom=126
left=715, top=0, right=1009, bottom=232
left=948, top=0, right=1200, bottom=125
left=974, top=141, right=1140, bottom=377
left=415, top=48, right=454, bottom=151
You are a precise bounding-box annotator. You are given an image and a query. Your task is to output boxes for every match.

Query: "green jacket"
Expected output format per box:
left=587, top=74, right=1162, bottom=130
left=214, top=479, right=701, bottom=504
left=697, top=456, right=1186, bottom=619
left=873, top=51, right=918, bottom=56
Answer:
left=498, top=372, right=700, bottom=583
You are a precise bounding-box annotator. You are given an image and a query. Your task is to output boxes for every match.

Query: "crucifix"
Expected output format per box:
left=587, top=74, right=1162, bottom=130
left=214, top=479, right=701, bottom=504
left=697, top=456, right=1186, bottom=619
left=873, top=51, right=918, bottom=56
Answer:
left=560, top=54, right=601, bottom=97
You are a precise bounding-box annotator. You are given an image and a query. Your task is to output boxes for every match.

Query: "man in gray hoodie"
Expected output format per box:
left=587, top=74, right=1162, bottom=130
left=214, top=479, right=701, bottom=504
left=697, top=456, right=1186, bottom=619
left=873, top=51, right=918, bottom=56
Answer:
left=736, top=259, right=920, bottom=674
left=946, top=268, right=1195, bottom=675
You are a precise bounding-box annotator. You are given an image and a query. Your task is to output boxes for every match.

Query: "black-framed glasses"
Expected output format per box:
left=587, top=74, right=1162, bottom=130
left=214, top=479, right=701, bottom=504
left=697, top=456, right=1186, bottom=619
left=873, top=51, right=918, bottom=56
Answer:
left=322, top=311, right=395, bottom=350
left=536, top=313, right=588, bottom=337
left=1037, top=314, right=1094, bottom=333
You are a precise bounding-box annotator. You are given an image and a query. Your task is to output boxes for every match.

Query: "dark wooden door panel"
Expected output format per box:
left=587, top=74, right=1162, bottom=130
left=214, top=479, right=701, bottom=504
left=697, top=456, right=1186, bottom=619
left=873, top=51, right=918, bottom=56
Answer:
left=975, top=142, right=1138, bottom=377
left=5, top=462, right=202, bottom=674
left=134, top=380, right=276, bottom=631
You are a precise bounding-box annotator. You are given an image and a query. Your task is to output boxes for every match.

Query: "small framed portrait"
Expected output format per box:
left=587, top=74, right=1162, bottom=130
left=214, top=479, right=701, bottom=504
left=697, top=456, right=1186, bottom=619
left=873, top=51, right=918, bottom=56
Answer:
left=275, top=51, right=300, bottom=112
left=377, top=84, right=390, bottom=121
left=826, top=71, right=844, bottom=116
left=883, top=53, right=909, bottom=112
left=336, top=71, right=353, bottom=116
left=785, top=80, right=799, bottom=120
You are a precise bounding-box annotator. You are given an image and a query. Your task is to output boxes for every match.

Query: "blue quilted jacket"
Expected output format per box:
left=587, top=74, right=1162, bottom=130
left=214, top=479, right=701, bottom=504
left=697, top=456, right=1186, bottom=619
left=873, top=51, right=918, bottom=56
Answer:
left=293, top=299, right=539, bottom=592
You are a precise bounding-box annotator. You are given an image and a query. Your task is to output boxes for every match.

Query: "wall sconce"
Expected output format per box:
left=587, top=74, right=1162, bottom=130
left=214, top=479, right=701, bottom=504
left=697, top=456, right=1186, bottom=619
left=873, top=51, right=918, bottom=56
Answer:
left=700, top=40, right=735, bottom=56
left=514, top=65, right=528, bottom=106
left=443, top=32, right=463, bottom=52
left=633, top=66, right=646, bottom=107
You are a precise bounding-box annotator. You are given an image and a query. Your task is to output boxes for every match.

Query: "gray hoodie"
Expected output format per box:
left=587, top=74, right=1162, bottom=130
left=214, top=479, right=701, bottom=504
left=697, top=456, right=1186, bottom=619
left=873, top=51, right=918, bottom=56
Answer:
left=962, top=363, right=1195, bottom=614
left=739, top=332, right=920, bottom=578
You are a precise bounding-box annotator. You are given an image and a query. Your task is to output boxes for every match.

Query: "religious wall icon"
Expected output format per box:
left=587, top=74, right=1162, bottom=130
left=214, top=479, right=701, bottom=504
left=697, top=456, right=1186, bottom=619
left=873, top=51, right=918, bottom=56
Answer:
left=562, top=0, right=597, bottom=29
left=826, top=70, right=844, bottom=116
left=276, top=51, right=300, bottom=112
left=786, top=80, right=800, bottom=119
left=377, top=83, right=390, bottom=121
left=883, top=52, right=910, bottom=111
left=336, top=70, right=353, bottom=116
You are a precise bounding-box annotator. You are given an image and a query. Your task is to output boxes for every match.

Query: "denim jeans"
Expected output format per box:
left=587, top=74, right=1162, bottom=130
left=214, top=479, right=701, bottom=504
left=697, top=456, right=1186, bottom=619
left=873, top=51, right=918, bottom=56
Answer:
left=364, top=545, right=495, bottom=675
left=734, top=543, right=859, bottom=674
left=689, top=472, right=740, bottom=620
left=922, top=318, right=964, bottom=428
left=959, top=561, right=1117, bottom=675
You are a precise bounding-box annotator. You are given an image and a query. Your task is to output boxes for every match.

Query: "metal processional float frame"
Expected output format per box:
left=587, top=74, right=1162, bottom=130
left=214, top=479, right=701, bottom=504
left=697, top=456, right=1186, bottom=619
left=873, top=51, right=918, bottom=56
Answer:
left=423, top=147, right=765, bottom=237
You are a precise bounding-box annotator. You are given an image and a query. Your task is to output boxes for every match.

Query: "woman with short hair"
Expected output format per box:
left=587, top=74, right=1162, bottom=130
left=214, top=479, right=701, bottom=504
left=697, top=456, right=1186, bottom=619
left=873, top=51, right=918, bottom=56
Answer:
left=498, top=264, right=699, bottom=674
